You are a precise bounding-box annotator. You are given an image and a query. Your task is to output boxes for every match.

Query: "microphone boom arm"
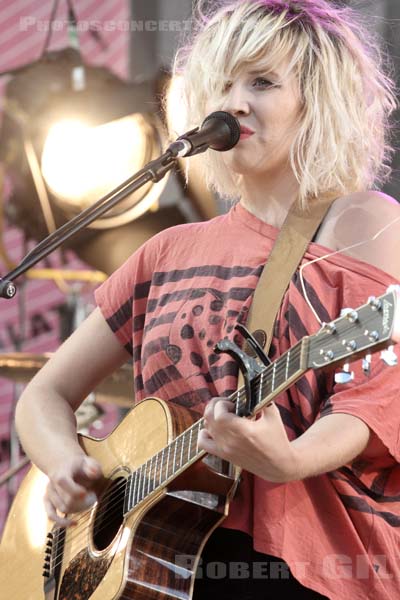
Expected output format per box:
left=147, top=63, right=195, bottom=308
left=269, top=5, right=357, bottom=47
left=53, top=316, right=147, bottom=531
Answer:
left=0, top=110, right=240, bottom=299
left=0, top=148, right=179, bottom=299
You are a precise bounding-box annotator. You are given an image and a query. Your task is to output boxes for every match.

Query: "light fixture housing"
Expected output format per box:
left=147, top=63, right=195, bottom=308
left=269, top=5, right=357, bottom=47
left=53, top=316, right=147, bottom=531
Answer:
left=0, top=48, right=171, bottom=243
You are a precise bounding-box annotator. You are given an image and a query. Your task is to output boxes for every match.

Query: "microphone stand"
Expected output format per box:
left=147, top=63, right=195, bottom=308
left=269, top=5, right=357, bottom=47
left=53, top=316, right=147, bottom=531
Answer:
left=0, top=146, right=181, bottom=299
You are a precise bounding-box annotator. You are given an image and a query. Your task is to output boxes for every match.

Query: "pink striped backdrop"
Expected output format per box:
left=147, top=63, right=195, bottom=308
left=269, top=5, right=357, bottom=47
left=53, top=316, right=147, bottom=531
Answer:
left=0, top=0, right=131, bottom=533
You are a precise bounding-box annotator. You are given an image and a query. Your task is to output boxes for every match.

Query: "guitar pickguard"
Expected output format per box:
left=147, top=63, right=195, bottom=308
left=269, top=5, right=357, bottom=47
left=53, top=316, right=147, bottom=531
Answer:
left=58, top=549, right=113, bottom=600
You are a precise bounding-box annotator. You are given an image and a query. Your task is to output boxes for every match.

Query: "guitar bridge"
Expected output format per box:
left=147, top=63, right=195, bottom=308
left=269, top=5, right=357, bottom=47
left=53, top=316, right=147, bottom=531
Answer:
left=43, top=527, right=66, bottom=595
left=42, top=531, right=53, bottom=579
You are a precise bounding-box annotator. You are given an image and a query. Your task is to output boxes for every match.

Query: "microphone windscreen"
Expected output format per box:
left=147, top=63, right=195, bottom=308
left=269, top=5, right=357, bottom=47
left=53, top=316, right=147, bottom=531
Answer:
left=202, top=111, right=241, bottom=151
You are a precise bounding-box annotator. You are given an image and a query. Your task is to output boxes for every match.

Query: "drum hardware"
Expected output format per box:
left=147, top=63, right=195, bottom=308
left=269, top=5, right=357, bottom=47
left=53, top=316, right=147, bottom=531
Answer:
left=0, top=352, right=133, bottom=407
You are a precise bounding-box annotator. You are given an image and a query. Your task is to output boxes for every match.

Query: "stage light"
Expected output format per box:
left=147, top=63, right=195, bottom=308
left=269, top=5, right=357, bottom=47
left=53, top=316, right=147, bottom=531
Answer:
left=40, top=113, right=168, bottom=229
left=41, top=117, right=147, bottom=206
left=0, top=49, right=221, bottom=275
left=0, top=48, right=173, bottom=253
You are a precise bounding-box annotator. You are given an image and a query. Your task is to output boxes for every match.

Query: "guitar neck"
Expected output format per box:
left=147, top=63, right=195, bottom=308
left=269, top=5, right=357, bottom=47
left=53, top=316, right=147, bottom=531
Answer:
left=232, top=338, right=309, bottom=415
left=123, top=338, right=309, bottom=514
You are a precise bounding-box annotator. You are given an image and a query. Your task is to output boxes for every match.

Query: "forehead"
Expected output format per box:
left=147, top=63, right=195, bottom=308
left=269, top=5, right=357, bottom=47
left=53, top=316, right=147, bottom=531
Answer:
left=224, top=52, right=298, bottom=89
left=208, top=17, right=301, bottom=82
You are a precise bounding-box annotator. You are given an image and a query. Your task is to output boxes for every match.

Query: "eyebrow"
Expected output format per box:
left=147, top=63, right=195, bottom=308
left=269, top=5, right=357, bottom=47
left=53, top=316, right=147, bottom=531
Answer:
left=248, top=69, right=280, bottom=78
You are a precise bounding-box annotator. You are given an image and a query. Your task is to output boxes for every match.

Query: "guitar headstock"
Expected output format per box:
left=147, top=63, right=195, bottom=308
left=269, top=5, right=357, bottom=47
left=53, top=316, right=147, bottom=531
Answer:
left=308, top=285, right=400, bottom=370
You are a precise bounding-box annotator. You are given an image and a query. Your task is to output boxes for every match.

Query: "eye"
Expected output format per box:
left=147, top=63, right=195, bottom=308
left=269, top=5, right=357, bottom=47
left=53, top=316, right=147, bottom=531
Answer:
left=252, top=77, right=275, bottom=89
left=222, top=80, right=233, bottom=93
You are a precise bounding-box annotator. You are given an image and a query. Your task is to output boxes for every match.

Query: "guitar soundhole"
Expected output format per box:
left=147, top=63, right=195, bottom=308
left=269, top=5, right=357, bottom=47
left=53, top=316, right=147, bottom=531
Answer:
left=92, top=476, right=126, bottom=551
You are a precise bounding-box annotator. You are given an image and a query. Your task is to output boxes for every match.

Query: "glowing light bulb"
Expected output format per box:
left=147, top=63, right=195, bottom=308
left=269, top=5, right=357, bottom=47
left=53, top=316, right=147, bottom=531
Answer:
left=41, top=116, right=147, bottom=206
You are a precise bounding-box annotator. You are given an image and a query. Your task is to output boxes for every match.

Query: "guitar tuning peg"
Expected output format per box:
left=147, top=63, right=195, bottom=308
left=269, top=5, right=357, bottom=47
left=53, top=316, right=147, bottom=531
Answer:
left=362, top=354, right=372, bottom=375
left=381, top=346, right=398, bottom=367
left=340, top=308, right=359, bottom=323
left=367, top=296, right=382, bottom=311
left=335, top=363, right=354, bottom=384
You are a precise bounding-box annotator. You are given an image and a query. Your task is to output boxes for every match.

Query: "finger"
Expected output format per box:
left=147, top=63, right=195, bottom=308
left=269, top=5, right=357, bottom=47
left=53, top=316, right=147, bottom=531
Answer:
left=198, top=427, right=213, bottom=442
left=197, top=429, right=219, bottom=454
left=44, top=489, right=77, bottom=526
left=44, top=496, right=74, bottom=526
left=48, top=479, right=97, bottom=515
left=60, top=489, right=97, bottom=514
left=43, top=494, right=61, bottom=523
left=204, top=398, right=235, bottom=427
left=72, top=457, right=104, bottom=493
left=203, top=398, right=220, bottom=420
left=213, top=399, right=236, bottom=420
left=82, top=456, right=102, bottom=478
left=46, top=484, right=69, bottom=514
left=52, top=474, right=89, bottom=499
left=258, top=401, right=280, bottom=422
left=73, top=456, right=102, bottom=486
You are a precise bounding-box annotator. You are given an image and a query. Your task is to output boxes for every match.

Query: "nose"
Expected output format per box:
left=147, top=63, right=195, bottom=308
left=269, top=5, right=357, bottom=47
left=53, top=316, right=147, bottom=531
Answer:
left=221, top=81, right=250, bottom=116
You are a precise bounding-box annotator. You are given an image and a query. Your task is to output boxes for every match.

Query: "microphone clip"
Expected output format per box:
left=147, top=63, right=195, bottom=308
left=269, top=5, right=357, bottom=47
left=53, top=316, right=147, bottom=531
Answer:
left=168, top=127, right=207, bottom=158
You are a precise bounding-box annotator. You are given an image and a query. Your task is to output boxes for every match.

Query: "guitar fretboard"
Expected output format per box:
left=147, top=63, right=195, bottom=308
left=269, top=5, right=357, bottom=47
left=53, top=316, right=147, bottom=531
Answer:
left=123, top=338, right=306, bottom=514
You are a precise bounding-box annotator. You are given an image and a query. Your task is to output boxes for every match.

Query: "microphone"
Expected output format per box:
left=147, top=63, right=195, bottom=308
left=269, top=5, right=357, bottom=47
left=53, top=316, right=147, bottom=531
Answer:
left=168, top=111, right=241, bottom=158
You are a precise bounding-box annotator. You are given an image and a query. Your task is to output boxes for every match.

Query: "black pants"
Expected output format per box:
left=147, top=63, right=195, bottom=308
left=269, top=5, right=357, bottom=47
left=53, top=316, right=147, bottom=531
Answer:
left=193, top=528, right=329, bottom=600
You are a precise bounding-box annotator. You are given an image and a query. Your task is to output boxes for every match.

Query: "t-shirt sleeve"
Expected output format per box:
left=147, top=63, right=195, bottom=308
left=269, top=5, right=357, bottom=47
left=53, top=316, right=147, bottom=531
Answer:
left=320, top=350, right=400, bottom=462
left=94, top=234, right=161, bottom=355
left=318, top=277, right=400, bottom=462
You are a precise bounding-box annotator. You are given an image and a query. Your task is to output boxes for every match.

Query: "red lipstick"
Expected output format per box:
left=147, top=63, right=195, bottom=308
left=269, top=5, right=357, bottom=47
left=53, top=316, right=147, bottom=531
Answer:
left=239, top=125, right=255, bottom=139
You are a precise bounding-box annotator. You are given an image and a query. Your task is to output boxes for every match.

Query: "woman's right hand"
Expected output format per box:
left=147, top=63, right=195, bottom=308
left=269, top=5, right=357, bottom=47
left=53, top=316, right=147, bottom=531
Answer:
left=44, top=454, right=103, bottom=526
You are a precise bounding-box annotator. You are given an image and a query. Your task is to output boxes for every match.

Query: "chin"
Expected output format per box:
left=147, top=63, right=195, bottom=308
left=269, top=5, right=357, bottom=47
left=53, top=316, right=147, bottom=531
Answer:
left=222, top=154, right=254, bottom=174
left=224, top=161, right=265, bottom=178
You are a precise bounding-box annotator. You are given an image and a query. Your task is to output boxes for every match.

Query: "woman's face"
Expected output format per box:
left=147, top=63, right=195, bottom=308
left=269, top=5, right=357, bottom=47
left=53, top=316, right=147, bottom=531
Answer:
left=209, top=57, right=302, bottom=182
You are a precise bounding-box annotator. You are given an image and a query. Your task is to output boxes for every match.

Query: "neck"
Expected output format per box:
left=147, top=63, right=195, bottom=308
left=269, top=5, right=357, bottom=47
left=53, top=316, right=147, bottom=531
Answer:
left=240, top=170, right=300, bottom=229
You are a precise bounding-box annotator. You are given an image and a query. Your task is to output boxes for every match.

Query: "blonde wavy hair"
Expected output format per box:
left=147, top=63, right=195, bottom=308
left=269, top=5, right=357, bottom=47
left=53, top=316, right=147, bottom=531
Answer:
left=173, top=0, right=397, bottom=207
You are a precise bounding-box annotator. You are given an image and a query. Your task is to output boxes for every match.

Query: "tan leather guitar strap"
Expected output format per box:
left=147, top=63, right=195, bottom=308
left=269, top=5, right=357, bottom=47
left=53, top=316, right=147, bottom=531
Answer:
left=241, top=192, right=337, bottom=363
left=227, top=193, right=338, bottom=489
left=223, top=193, right=337, bottom=490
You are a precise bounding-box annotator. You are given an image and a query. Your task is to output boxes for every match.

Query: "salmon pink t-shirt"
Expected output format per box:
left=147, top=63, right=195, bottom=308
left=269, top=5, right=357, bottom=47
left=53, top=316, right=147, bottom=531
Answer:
left=95, top=202, right=400, bottom=600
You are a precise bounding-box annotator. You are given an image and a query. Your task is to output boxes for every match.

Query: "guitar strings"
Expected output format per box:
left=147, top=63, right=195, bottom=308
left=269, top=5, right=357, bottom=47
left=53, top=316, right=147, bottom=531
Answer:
left=45, top=308, right=387, bottom=571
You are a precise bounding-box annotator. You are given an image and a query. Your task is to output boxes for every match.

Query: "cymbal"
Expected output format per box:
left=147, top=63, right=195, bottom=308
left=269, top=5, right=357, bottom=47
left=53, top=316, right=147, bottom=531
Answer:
left=0, top=352, right=133, bottom=407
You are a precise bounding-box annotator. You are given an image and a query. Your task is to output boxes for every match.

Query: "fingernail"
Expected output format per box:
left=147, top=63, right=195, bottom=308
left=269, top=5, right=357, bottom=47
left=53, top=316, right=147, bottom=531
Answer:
left=84, top=492, right=97, bottom=507
left=84, top=464, right=98, bottom=477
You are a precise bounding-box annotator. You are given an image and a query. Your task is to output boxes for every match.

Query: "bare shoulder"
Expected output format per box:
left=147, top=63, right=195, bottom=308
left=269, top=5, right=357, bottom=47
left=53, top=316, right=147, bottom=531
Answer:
left=328, top=190, right=400, bottom=222
left=316, top=191, right=400, bottom=279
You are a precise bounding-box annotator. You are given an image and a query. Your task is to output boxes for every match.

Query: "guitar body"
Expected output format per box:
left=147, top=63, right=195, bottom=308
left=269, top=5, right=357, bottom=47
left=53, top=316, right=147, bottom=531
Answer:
left=0, top=397, right=237, bottom=600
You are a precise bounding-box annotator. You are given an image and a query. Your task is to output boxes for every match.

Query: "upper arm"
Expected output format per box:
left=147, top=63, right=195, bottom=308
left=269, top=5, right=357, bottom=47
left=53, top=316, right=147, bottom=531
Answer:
left=291, top=412, right=371, bottom=477
left=325, top=191, right=400, bottom=279
left=28, top=307, right=132, bottom=410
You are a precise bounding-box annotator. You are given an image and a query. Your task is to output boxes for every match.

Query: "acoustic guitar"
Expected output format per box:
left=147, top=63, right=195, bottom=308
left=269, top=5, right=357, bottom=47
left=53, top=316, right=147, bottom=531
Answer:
left=0, top=288, right=399, bottom=600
